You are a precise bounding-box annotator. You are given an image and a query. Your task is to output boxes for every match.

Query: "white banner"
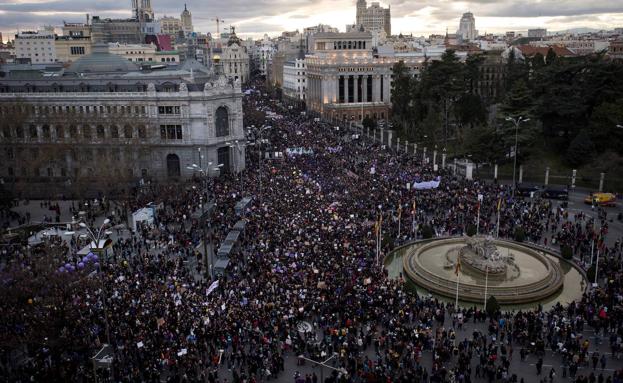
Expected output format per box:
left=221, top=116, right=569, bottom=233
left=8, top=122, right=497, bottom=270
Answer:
left=412, top=177, right=441, bottom=190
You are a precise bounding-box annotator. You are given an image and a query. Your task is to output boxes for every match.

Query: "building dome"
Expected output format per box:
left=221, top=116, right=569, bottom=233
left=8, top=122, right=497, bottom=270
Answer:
left=67, top=43, right=139, bottom=74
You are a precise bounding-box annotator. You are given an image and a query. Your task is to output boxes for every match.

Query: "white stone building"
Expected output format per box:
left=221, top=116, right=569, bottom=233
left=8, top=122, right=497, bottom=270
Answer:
left=0, top=45, right=245, bottom=197
left=14, top=30, right=57, bottom=64
left=305, top=31, right=424, bottom=122
left=457, top=12, right=478, bottom=42
left=356, top=0, right=391, bottom=36
left=217, top=34, right=250, bottom=84
left=283, top=58, right=306, bottom=103
left=108, top=42, right=179, bottom=64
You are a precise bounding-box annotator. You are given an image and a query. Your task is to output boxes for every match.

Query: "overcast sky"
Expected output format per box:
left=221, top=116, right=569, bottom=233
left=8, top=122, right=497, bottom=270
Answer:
left=1, top=0, right=623, bottom=40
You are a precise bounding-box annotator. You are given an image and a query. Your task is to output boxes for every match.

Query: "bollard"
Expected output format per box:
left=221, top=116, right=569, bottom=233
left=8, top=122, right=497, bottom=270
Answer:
left=442, top=153, right=446, bottom=168
left=494, top=164, right=498, bottom=181
left=571, top=169, right=577, bottom=189
left=414, top=143, right=417, bottom=156
left=545, top=167, right=550, bottom=186
left=518, top=166, right=523, bottom=184
left=405, top=140, right=408, bottom=153
left=599, top=173, right=605, bottom=192
left=423, top=147, right=427, bottom=162
left=433, top=150, right=437, bottom=165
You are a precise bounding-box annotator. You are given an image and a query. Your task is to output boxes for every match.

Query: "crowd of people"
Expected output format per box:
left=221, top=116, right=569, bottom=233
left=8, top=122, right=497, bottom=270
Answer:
left=0, top=83, right=622, bottom=383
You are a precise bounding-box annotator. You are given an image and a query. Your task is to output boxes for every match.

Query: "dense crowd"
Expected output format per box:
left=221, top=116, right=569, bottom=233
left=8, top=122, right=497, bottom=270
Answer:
left=0, top=84, right=622, bottom=383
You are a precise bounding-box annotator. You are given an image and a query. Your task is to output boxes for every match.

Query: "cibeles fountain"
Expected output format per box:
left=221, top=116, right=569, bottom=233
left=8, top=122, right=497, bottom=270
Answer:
left=401, top=236, right=573, bottom=305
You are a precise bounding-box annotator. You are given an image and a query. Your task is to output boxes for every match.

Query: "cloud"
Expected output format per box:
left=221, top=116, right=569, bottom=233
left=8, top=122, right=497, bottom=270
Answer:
left=0, top=0, right=622, bottom=39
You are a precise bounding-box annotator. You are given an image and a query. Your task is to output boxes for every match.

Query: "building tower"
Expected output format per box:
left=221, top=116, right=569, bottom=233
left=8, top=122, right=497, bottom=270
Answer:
left=181, top=4, right=194, bottom=34
left=457, top=12, right=478, bottom=41
left=132, top=0, right=154, bottom=22
left=356, top=0, right=367, bottom=26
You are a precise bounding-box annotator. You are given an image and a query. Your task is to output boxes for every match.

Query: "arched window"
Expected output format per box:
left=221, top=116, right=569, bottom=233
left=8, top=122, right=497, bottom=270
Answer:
left=110, top=125, right=119, bottom=138
left=97, top=125, right=105, bottom=139
left=124, top=125, right=133, bottom=139
left=166, top=153, right=181, bottom=178
left=215, top=106, right=229, bottom=137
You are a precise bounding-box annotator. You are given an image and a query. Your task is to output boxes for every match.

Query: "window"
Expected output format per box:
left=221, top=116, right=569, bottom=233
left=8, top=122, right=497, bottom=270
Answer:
left=42, top=125, right=50, bottom=139
left=29, top=125, right=38, bottom=138
left=15, top=126, right=24, bottom=139
left=158, top=106, right=181, bottom=115
left=47, top=168, right=53, bottom=177
left=124, top=125, right=133, bottom=139
left=160, top=125, right=182, bottom=140
left=30, top=148, right=39, bottom=159
left=69, top=125, right=77, bottom=138
left=137, top=125, right=146, bottom=138
left=97, top=125, right=105, bottom=139
left=82, top=125, right=91, bottom=139
left=110, top=125, right=119, bottom=138
left=69, top=47, right=84, bottom=55
left=215, top=106, right=229, bottom=137
left=2, top=126, right=10, bottom=138
left=5, top=148, right=14, bottom=159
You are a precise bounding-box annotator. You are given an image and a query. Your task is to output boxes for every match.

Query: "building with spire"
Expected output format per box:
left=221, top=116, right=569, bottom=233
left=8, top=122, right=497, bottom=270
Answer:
left=355, top=0, right=391, bottom=36
left=181, top=4, right=193, bottom=34
left=132, top=0, right=154, bottom=22
left=457, top=12, right=478, bottom=41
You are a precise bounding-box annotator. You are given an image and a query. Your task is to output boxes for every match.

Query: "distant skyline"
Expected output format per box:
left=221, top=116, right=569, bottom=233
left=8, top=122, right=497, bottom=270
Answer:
left=1, top=0, right=623, bottom=40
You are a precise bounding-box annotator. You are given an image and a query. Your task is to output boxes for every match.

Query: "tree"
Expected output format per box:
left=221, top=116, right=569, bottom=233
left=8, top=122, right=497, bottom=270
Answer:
left=390, top=61, right=416, bottom=134
left=588, top=99, right=623, bottom=155
left=464, top=125, right=505, bottom=165
left=362, top=116, right=377, bottom=130
left=565, top=131, right=595, bottom=167
left=545, top=48, right=558, bottom=65
left=499, top=79, right=539, bottom=161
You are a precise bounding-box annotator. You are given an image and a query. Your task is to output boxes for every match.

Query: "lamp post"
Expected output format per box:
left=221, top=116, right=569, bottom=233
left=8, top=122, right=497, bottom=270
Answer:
left=253, top=125, right=273, bottom=203
left=505, top=116, right=530, bottom=198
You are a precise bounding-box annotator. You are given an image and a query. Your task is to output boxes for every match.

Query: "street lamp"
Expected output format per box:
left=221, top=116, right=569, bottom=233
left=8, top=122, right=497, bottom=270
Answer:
left=505, top=116, right=530, bottom=198
left=250, top=125, right=273, bottom=202
left=79, top=218, right=110, bottom=250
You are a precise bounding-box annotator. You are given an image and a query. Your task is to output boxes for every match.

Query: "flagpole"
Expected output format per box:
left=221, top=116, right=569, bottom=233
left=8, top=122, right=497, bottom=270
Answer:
left=397, top=205, right=402, bottom=240
left=496, top=199, right=501, bottom=238
left=484, top=266, right=489, bottom=310
left=455, top=271, right=460, bottom=309
left=476, top=202, right=481, bottom=235
left=378, top=214, right=383, bottom=269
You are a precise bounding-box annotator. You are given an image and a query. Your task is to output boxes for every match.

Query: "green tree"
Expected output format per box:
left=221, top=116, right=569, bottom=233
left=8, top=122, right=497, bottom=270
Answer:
left=464, top=125, right=505, bottom=165
left=588, top=99, right=623, bottom=155
left=391, top=61, right=416, bottom=134
left=565, top=131, right=595, bottom=167
left=499, top=80, right=539, bottom=160
left=362, top=116, right=377, bottom=130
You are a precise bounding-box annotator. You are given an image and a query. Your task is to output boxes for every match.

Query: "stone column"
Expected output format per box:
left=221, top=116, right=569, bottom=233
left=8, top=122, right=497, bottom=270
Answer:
left=383, top=74, right=391, bottom=103
left=362, top=75, right=368, bottom=102
left=442, top=153, right=447, bottom=168
left=544, top=167, right=549, bottom=186
left=397, top=137, right=400, bottom=152
left=387, top=130, right=393, bottom=148
left=373, top=75, right=380, bottom=102
left=353, top=75, right=359, bottom=104
left=405, top=140, right=409, bottom=153
left=344, top=75, right=349, bottom=104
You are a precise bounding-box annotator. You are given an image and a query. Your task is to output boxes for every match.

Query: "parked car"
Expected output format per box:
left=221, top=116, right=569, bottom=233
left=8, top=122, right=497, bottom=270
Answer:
left=516, top=185, right=541, bottom=198
left=542, top=187, right=569, bottom=200
left=584, top=192, right=617, bottom=207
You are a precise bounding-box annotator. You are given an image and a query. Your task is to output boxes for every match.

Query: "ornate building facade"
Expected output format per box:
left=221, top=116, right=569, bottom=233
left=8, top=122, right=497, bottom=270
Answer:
left=356, top=0, right=391, bottom=36
left=305, top=32, right=423, bottom=122
left=0, top=45, right=245, bottom=198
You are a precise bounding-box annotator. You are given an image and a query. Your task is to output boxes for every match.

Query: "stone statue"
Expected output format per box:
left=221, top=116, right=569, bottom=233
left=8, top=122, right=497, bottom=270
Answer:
left=179, top=82, right=188, bottom=92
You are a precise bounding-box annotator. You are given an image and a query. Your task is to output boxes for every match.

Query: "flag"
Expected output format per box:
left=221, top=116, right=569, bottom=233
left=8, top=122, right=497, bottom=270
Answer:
left=374, top=217, right=379, bottom=236
left=412, top=201, right=416, bottom=215
left=206, top=280, right=219, bottom=296
left=398, top=204, right=402, bottom=219
left=497, top=198, right=502, bottom=212
left=454, top=256, right=461, bottom=276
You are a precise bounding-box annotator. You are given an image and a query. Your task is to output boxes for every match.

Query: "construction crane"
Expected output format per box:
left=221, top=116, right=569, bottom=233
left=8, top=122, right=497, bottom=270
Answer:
left=212, top=17, right=225, bottom=38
